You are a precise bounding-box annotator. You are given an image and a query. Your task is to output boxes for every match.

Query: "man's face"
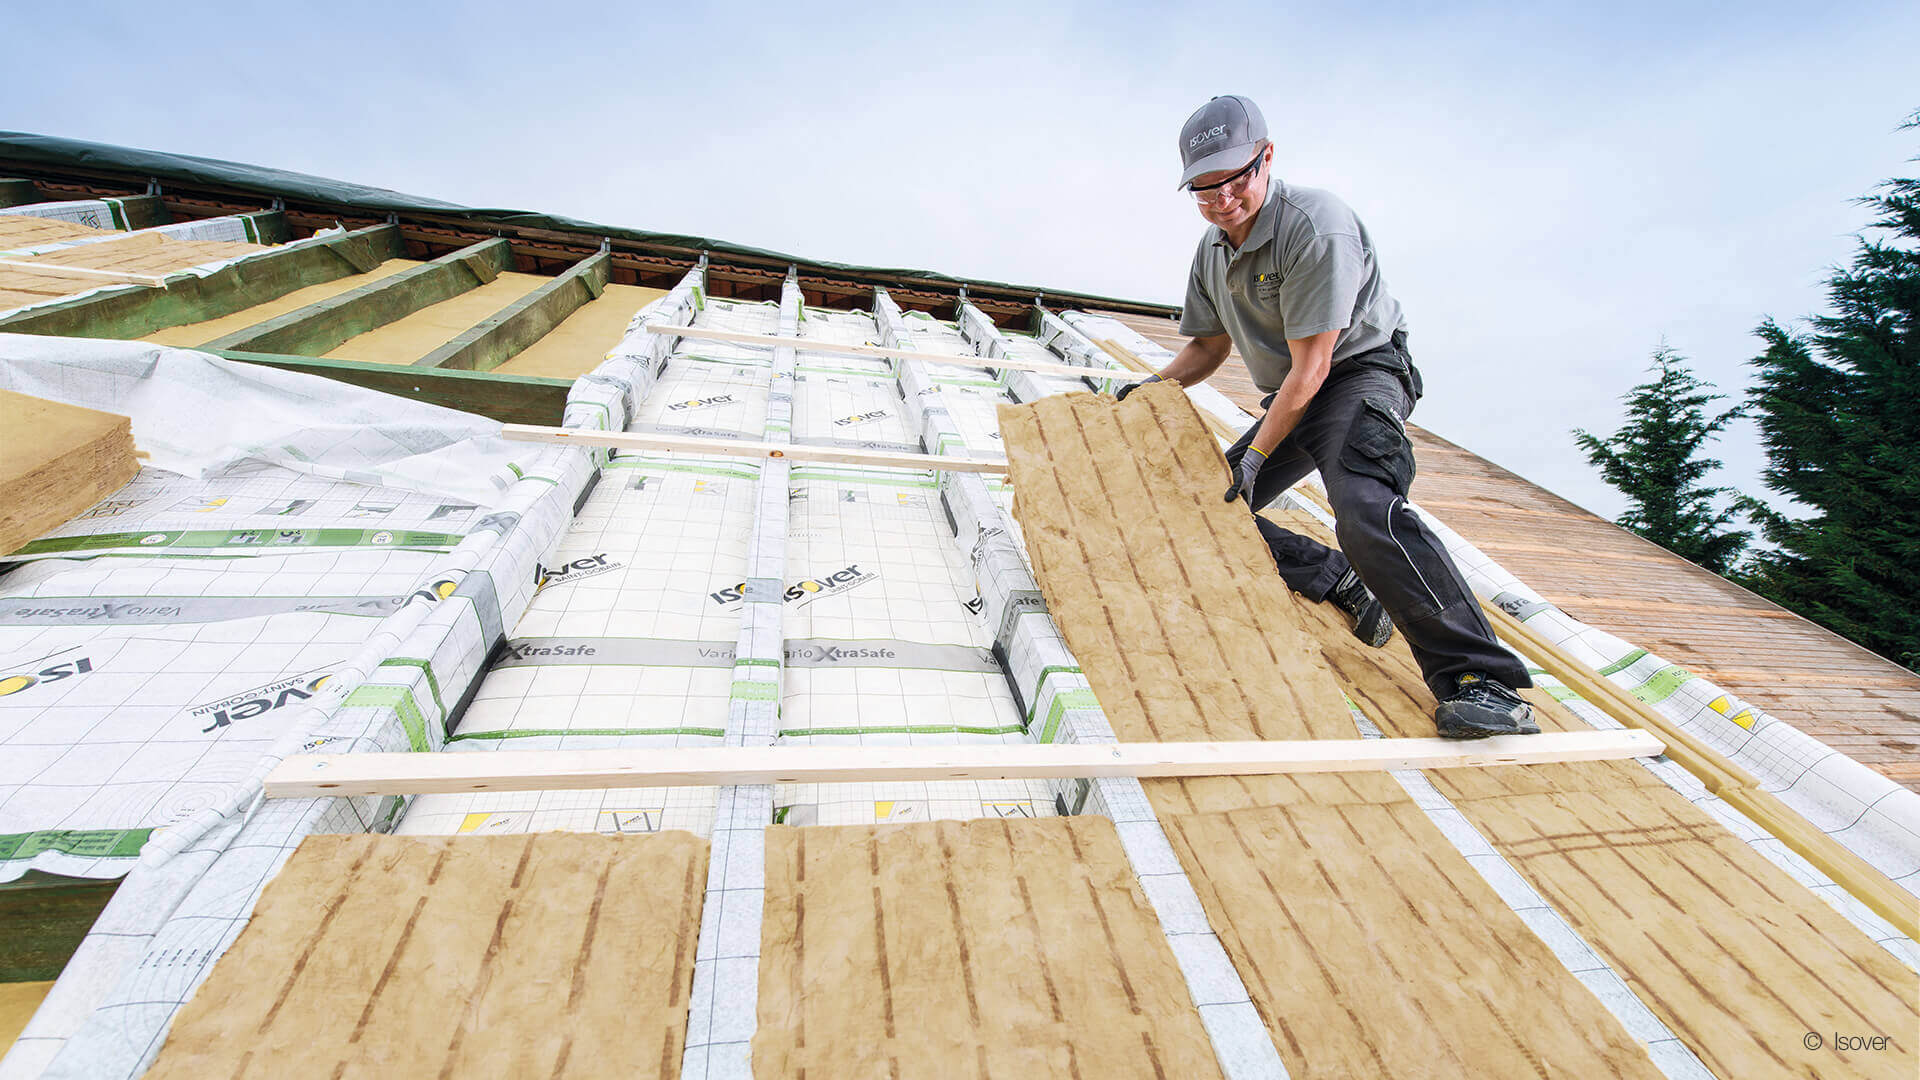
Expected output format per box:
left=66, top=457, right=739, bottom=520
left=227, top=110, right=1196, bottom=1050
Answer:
left=1191, top=144, right=1272, bottom=233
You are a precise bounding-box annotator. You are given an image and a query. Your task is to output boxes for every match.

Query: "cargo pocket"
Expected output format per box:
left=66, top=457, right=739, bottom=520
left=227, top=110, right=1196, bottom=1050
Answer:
left=1341, top=397, right=1416, bottom=494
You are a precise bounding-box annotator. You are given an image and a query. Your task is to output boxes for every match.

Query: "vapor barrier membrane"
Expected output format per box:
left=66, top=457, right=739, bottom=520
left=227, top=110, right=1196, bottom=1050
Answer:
left=0, top=338, right=521, bottom=882
left=1, top=322, right=599, bottom=1077
left=396, top=293, right=780, bottom=839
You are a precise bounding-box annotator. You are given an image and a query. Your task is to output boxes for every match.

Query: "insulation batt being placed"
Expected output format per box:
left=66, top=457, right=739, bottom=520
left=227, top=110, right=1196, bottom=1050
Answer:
left=0, top=259, right=1913, bottom=1080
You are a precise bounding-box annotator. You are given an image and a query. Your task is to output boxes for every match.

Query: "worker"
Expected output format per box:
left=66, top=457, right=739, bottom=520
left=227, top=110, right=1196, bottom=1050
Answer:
left=1117, top=94, right=1537, bottom=738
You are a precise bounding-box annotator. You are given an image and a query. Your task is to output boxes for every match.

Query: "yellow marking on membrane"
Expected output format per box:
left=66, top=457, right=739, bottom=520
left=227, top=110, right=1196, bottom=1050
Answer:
left=1708, top=694, right=1758, bottom=730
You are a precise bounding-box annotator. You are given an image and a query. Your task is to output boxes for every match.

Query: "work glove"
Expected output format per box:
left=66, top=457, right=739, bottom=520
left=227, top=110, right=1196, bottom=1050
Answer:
left=1224, top=445, right=1267, bottom=504
left=1115, top=373, right=1161, bottom=401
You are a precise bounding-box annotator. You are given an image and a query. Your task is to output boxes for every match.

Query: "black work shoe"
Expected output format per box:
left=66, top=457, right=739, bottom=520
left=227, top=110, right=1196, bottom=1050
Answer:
left=1329, top=569, right=1395, bottom=648
left=1434, top=673, right=1539, bottom=739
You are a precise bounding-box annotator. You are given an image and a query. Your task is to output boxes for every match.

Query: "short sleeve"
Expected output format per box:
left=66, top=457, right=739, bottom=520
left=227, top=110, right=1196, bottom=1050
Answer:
left=1278, top=233, right=1364, bottom=339
left=1178, top=245, right=1225, bottom=338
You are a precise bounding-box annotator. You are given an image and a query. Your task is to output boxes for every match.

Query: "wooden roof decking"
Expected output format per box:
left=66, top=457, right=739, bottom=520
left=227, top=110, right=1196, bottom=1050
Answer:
left=1093, top=310, right=1920, bottom=794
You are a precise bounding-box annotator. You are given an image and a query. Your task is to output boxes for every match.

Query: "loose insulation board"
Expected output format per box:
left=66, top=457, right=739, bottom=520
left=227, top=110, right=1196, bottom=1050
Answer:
left=142, top=831, right=707, bottom=1079
left=997, top=383, right=1917, bottom=1078
left=140, top=258, right=423, bottom=347
left=753, top=816, right=1222, bottom=1078
left=0, top=389, right=139, bottom=556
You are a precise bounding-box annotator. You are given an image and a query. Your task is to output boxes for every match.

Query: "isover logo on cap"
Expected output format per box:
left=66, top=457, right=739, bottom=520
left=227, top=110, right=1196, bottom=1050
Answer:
left=667, top=394, right=735, bottom=412
left=1189, top=124, right=1228, bottom=149
left=833, top=410, right=890, bottom=427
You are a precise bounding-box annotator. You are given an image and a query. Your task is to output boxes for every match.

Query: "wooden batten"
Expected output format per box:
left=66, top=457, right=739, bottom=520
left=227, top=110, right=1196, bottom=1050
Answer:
left=264, top=731, right=1667, bottom=798
left=0, top=179, right=41, bottom=208
left=501, top=422, right=1008, bottom=473
left=214, top=349, right=572, bottom=426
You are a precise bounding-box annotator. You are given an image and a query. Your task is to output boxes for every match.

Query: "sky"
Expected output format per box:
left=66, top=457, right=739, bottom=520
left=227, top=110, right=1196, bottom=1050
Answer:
left=7, top=1, right=1916, bottom=521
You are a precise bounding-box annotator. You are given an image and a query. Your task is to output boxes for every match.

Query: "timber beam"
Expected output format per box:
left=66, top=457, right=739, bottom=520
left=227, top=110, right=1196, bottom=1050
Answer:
left=648, top=323, right=1106, bottom=380
left=265, top=731, right=1668, bottom=798
left=112, top=193, right=168, bottom=229
left=503, top=423, right=1008, bottom=473
left=213, top=349, right=571, bottom=425
left=204, top=237, right=513, bottom=356
left=230, top=209, right=293, bottom=245
left=416, top=250, right=609, bottom=371
left=0, top=223, right=406, bottom=339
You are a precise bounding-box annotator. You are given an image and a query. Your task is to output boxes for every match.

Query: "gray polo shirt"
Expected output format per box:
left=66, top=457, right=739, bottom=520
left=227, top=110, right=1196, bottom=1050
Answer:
left=1180, top=178, right=1406, bottom=394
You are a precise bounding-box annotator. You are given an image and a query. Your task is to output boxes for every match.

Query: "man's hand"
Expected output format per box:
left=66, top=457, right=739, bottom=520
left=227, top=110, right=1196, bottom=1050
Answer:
left=1225, top=445, right=1267, bottom=504
left=1115, top=373, right=1161, bottom=401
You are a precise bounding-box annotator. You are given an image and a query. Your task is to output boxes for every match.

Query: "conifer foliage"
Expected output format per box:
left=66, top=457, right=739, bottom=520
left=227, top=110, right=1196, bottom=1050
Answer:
left=1742, top=113, right=1920, bottom=669
left=1574, top=348, right=1751, bottom=574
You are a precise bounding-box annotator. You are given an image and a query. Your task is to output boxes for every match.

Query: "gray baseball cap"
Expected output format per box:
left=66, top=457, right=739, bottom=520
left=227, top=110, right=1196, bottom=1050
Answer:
left=1178, top=95, right=1267, bottom=188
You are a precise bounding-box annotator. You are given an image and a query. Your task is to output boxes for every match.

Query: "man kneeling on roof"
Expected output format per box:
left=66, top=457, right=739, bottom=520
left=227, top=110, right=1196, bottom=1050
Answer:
left=1118, top=94, right=1537, bottom=739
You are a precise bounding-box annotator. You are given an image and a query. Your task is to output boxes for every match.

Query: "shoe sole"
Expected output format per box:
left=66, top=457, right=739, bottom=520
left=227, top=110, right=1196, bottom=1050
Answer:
left=1354, top=617, right=1394, bottom=649
left=1435, top=706, right=1541, bottom=740
left=1349, top=605, right=1395, bottom=649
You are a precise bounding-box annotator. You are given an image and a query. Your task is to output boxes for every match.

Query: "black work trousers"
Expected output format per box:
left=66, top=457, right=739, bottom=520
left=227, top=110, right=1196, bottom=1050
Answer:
left=1224, top=336, right=1531, bottom=700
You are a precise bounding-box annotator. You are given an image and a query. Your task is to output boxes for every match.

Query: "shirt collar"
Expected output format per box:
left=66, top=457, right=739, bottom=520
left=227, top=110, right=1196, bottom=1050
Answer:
left=1245, top=177, right=1285, bottom=252
left=1207, top=176, right=1286, bottom=256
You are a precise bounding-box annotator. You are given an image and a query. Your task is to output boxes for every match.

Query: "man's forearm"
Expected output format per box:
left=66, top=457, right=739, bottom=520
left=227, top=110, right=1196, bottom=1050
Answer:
left=1157, top=337, right=1231, bottom=387
left=1249, top=330, right=1339, bottom=454
left=1250, top=378, right=1315, bottom=454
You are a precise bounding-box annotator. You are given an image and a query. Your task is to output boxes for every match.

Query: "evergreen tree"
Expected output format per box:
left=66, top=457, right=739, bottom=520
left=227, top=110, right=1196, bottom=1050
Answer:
left=1742, top=111, right=1920, bottom=670
left=1574, top=347, right=1751, bottom=574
